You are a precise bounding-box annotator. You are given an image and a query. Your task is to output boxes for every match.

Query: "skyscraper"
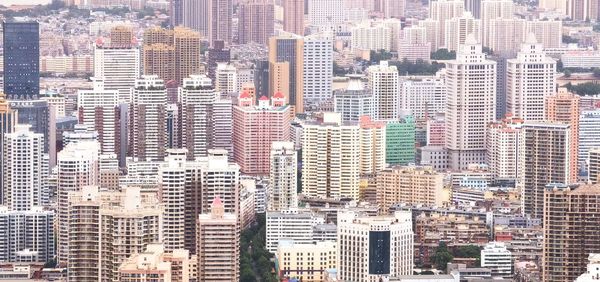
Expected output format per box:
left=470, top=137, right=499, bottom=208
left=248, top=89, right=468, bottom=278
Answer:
left=77, top=82, right=120, bottom=155
left=480, top=0, right=515, bottom=47
left=268, top=34, right=304, bottom=113
left=429, top=0, right=465, bottom=51
left=302, top=112, right=361, bottom=200
left=206, top=41, right=231, bottom=81
left=142, top=27, right=202, bottom=85
left=368, top=61, right=399, bottom=121
left=208, top=0, right=233, bottom=46
left=0, top=93, right=17, bottom=203
left=197, top=197, right=240, bottom=281
left=444, top=12, right=481, bottom=52
left=359, top=116, right=386, bottom=174
left=67, top=186, right=163, bottom=281
left=486, top=115, right=523, bottom=180
left=546, top=88, right=580, bottom=183
left=94, top=37, right=140, bottom=103
left=283, top=0, right=305, bottom=35
left=3, top=124, right=47, bottom=210
left=109, top=25, right=133, bottom=46
left=233, top=92, right=291, bottom=175
left=182, top=0, right=208, bottom=35
left=179, top=75, right=217, bottom=159
left=238, top=0, right=274, bottom=45
left=3, top=21, right=39, bottom=99
left=519, top=122, right=570, bottom=219
left=215, top=63, right=238, bottom=94
left=578, top=110, right=600, bottom=172
left=506, top=33, right=556, bottom=121
left=302, top=33, right=333, bottom=106
left=269, top=142, right=298, bottom=211
left=337, top=211, right=414, bottom=281
left=543, top=183, right=600, bottom=281
left=445, top=36, right=496, bottom=170
left=57, top=140, right=100, bottom=265
left=129, top=75, right=167, bottom=161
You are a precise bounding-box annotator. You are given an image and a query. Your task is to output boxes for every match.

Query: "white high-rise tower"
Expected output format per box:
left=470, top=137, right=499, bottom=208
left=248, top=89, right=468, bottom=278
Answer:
left=445, top=34, right=497, bottom=170
left=506, top=33, right=557, bottom=121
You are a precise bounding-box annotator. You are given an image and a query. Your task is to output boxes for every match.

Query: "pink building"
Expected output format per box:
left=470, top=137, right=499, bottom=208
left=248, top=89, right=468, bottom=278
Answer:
left=233, top=91, right=291, bottom=175
left=426, top=117, right=445, bottom=146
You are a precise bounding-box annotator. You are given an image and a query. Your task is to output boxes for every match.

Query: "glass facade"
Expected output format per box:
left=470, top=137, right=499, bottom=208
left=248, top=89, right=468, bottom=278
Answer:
left=3, top=22, right=40, bottom=100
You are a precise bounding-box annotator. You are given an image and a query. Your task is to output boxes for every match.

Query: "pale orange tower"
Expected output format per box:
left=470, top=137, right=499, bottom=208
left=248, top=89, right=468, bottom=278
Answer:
left=545, top=87, right=580, bottom=183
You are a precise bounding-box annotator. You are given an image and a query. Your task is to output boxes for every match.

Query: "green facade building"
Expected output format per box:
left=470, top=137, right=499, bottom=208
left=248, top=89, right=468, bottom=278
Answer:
left=386, top=116, right=416, bottom=165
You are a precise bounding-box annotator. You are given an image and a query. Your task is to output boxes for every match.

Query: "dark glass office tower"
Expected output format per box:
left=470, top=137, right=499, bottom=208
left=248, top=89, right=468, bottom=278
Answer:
left=3, top=21, right=40, bottom=100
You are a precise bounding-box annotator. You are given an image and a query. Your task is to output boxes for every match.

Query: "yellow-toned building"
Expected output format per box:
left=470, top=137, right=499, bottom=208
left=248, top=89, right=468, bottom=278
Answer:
left=276, top=241, right=337, bottom=282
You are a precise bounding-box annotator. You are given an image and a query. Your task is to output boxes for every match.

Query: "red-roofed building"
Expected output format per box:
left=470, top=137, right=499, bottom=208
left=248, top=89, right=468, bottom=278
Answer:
left=233, top=93, right=291, bottom=175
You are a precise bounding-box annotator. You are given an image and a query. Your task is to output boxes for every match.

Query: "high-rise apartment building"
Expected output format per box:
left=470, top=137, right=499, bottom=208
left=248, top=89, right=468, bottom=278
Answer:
left=539, top=0, right=567, bottom=14
left=142, top=27, right=201, bottom=85
left=67, top=186, right=163, bottom=281
left=208, top=0, right=233, bottom=46
left=398, top=26, right=431, bottom=62
left=56, top=140, right=100, bottom=265
left=3, top=125, right=47, bottom=210
left=429, top=0, right=465, bottom=51
left=233, top=92, right=291, bottom=175
left=159, top=152, right=188, bottom=252
left=418, top=19, right=440, bottom=51
left=579, top=110, right=600, bottom=172
left=179, top=75, right=217, bottom=159
left=351, top=21, right=394, bottom=52
left=283, top=0, right=305, bottom=35
left=444, top=12, right=481, bottom=52
left=480, top=0, right=515, bottom=47
left=0, top=94, right=17, bottom=203
left=526, top=20, right=562, bottom=48
left=266, top=210, right=325, bottom=253
left=359, top=116, right=386, bottom=175
left=376, top=165, right=444, bottom=213
left=487, top=18, right=526, bottom=56
left=519, top=122, right=570, bottom=219
left=210, top=97, right=234, bottom=156
left=546, top=89, right=580, bottom=184
left=0, top=207, right=55, bottom=263
left=77, top=82, right=120, bottom=155
left=129, top=75, right=167, bottom=161
left=302, top=113, right=361, bottom=200
left=196, top=197, right=239, bottom=281
left=337, top=211, right=414, bottom=281
left=506, top=34, right=557, bottom=121
left=543, top=183, right=600, bottom=281
left=94, top=38, right=140, bottom=102
left=486, top=115, right=523, bottom=180
left=589, top=148, right=600, bottom=183
left=109, top=25, right=133, bottom=46
left=182, top=0, right=208, bottom=35
left=183, top=149, right=240, bottom=252
left=399, top=75, right=446, bottom=120
left=445, top=36, right=496, bottom=170
left=308, top=0, right=346, bottom=26
left=3, top=22, right=39, bottom=99
left=206, top=41, right=231, bottom=81
left=118, top=244, right=190, bottom=282
left=238, top=0, right=274, bottom=45
left=381, top=0, right=405, bottom=18
left=269, top=142, right=298, bottom=211
left=368, top=61, right=399, bottom=121
left=303, top=33, right=333, bottom=105
left=268, top=34, right=304, bottom=113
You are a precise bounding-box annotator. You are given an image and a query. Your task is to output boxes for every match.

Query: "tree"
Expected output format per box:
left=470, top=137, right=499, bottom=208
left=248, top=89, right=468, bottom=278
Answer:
left=333, top=61, right=349, bottom=76
left=431, top=48, right=456, bottom=60
left=566, top=82, right=600, bottom=95
left=482, top=46, right=493, bottom=55
left=431, top=242, right=454, bottom=271
left=593, top=68, right=600, bottom=78
left=370, top=49, right=394, bottom=63
left=564, top=69, right=572, bottom=78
